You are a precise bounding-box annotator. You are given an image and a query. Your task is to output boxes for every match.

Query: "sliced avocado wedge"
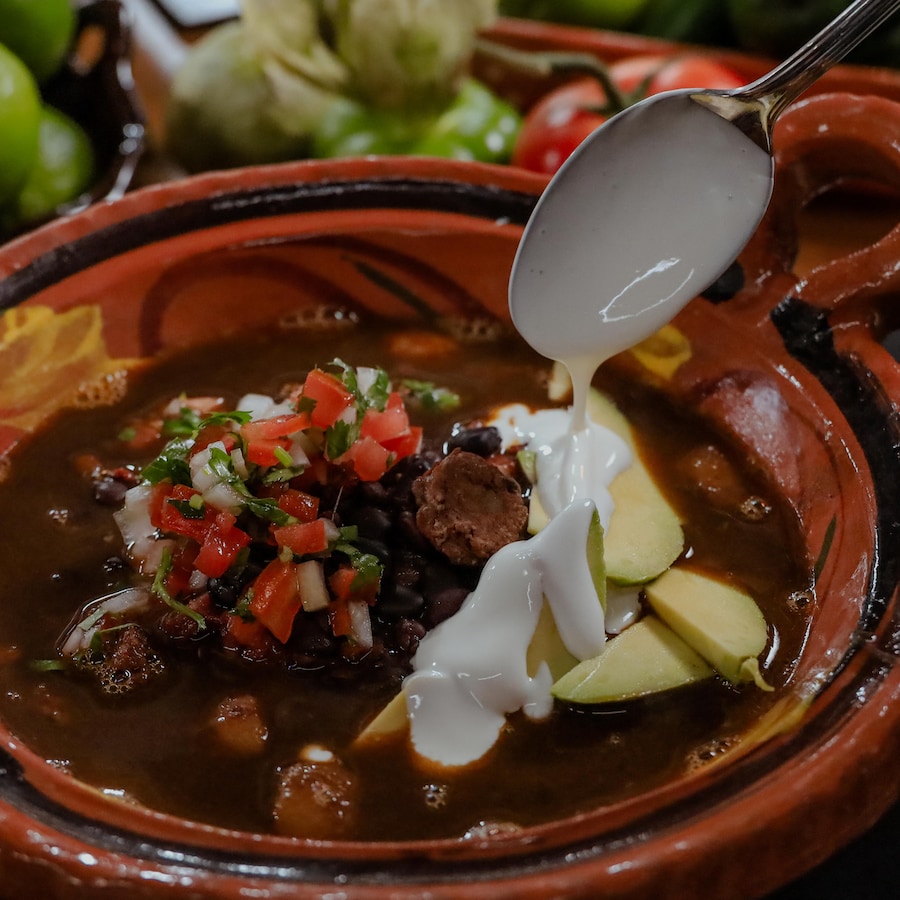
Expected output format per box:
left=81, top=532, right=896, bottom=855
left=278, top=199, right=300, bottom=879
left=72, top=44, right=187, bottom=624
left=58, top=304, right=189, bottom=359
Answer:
left=527, top=390, right=684, bottom=586
left=552, top=615, right=713, bottom=705
left=588, top=389, right=684, bottom=585
left=354, top=690, right=408, bottom=744
left=644, top=567, right=772, bottom=690
left=527, top=601, right=580, bottom=682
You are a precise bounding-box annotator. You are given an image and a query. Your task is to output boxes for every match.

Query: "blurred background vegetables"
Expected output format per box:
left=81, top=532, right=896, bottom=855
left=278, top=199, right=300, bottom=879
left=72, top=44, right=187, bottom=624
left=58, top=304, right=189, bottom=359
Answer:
left=0, top=0, right=96, bottom=236
left=501, top=0, right=900, bottom=67
left=166, top=0, right=522, bottom=172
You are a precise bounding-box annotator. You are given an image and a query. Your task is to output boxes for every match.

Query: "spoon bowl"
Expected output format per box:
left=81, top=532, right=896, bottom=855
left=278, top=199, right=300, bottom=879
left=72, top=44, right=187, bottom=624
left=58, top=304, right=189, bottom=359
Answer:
left=509, top=0, right=900, bottom=376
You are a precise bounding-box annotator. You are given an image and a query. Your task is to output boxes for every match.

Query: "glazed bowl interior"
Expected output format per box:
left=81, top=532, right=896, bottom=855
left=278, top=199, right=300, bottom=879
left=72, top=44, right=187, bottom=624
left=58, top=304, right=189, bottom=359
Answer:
left=0, top=94, right=899, bottom=899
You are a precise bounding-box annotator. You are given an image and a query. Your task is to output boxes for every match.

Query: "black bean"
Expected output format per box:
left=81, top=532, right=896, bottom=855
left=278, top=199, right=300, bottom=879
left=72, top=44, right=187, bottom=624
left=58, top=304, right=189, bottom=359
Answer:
left=354, top=536, right=390, bottom=562
left=378, top=584, right=425, bottom=617
left=395, top=510, right=429, bottom=550
left=353, top=506, right=392, bottom=540
left=357, top=481, right=389, bottom=505
left=446, top=426, right=502, bottom=457
left=423, top=587, right=469, bottom=628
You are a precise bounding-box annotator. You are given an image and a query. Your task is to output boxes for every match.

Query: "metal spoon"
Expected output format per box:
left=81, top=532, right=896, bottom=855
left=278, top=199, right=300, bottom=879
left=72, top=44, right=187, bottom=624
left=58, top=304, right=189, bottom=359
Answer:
left=508, top=0, right=900, bottom=377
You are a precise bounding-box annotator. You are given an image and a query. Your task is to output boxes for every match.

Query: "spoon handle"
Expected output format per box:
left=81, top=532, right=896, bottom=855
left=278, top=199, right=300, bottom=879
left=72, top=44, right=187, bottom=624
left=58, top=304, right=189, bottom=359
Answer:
left=741, top=0, right=900, bottom=120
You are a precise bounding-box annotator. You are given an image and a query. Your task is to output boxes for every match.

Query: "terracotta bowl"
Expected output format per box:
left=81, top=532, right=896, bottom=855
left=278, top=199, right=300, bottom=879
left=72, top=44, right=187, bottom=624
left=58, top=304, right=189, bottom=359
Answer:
left=1, top=91, right=900, bottom=899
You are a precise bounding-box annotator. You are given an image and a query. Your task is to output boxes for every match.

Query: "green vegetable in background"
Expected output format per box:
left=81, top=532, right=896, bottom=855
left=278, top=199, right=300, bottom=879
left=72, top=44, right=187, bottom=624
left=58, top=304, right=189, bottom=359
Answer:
left=312, top=78, right=521, bottom=163
left=499, top=0, right=648, bottom=30
left=328, top=0, right=497, bottom=112
left=0, top=0, right=76, bottom=84
left=726, top=0, right=900, bottom=67
left=0, top=42, right=41, bottom=206
left=2, top=104, right=94, bottom=228
left=409, top=79, right=521, bottom=163
left=633, top=0, right=735, bottom=46
left=167, top=0, right=514, bottom=172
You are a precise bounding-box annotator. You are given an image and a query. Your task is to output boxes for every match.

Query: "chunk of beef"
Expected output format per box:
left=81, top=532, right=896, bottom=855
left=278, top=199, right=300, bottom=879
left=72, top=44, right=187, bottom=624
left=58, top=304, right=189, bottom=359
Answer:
left=272, top=749, right=358, bottom=839
left=94, top=625, right=165, bottom=694
left=412, top=449, right=527, bottom=566
left=209, top=694, right=268, bottom=756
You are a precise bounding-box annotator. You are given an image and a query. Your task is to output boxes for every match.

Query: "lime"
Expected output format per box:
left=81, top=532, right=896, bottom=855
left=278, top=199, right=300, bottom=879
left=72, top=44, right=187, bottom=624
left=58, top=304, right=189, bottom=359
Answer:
left=0, top=42, right=41, bottom=205
left=0, top=0, right=76, bottom=84
left=7, top=103, right=95, bottom=226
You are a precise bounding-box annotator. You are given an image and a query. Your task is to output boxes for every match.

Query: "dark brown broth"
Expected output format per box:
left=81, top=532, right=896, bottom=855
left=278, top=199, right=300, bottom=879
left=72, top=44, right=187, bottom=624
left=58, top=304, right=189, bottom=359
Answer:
left=0, top=321, right=809, bottom=840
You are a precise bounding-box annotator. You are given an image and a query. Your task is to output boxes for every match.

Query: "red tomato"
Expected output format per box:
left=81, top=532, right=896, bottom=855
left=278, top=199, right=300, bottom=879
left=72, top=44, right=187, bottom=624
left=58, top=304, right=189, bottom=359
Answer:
left=511, top=77, right=607, bottom=175
left=610, top=54, right=745, bottom=96
left=512, top=54, right=745, bottom=176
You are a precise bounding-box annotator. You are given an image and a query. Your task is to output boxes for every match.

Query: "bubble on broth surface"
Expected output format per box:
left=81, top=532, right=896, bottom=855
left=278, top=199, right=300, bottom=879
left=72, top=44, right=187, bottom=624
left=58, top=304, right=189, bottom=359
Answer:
left=442, top=315, right=506, bottom=343
left=277, top=305, right=360, bottom=330
left=739, top=496, right=772, bottom=522
left=74, top=369, right=130, bottom=409
left=686, top=737, right=739, bottom=772
left=423, top=782, right=449, bottom=809
left=461, top=819, right=523, bottom=840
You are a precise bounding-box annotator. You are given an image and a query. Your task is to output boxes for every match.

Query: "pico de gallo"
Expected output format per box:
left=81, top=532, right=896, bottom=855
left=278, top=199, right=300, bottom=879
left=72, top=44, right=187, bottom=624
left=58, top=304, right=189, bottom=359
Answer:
left=57, top=360, right=480, bottom=683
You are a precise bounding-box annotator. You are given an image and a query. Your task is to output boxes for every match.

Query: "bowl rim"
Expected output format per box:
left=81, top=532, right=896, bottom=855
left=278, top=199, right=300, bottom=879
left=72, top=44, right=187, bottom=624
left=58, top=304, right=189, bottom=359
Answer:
left=0, top=154, right=898, bottom=899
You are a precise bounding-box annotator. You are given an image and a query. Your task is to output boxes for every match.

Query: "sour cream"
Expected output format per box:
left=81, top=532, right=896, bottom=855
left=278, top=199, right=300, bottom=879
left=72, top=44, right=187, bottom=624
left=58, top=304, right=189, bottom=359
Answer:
left=402, top=92, right=773, bottom=767
left=405, top=499, right=604, bottom=767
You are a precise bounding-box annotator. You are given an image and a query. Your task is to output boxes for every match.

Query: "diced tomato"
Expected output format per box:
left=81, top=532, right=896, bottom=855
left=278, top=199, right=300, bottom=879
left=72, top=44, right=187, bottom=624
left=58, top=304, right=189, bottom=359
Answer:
left=192, top=424, right=236, bottom=456
left=241, top=414, right=310, bottom=467
left=159, top=484, right=215, bottom=542
left=166, top=543, right=199, bottom=596
left=328, top=596, right=353, bottom=637
left=380, top=425, right=422, bottom=459
left=337, top=435, right=392, bottom=482
left=272, top=518, right=330, bottom=557
left=300, top=369, right=355, bottom=429
left=249, top=559, right=303, bottom=643
left=222, top=614, right=272, bottom=654
left=328, top=564, right=379, bottom=606
left=360, top=392, right=409, bottom=444
left=122, top=417, right=165, bottom=450
left=149, top=482, right=173, bottom=529
left=242, top=413, right=311, bottom=441
left=243, top=436, right=290, bottom=467
left=275, top=488, right=320, bottom=522
left=195, top=511, right=251, bottom=578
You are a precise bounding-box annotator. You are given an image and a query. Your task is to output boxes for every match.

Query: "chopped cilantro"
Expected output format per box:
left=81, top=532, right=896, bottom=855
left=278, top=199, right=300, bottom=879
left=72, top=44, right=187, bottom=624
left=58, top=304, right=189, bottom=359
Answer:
left=168, top=497, right=205, bottom=519
left=206, top=446, right=295, bottom=524
left=401, top=379, right=461, bottom=412
left=338, top=545, right=383, bottom=588
left=162, top=406, right=202, bottom=437
left=117, top=426, right=137, bottom=443
left=141, top=438, right=193, bottom=485
left=273, top=445, right=294, bottom=468
left=152, top=548, right=207, bottom=629
left=325, top=419, right=355, bottom=460
left=30, top=658, right=67, bottom=672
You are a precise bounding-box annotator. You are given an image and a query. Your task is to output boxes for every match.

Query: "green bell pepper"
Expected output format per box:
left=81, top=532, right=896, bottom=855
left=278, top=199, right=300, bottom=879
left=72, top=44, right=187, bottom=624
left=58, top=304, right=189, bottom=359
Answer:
left=311, top=78, right=522, bottom=163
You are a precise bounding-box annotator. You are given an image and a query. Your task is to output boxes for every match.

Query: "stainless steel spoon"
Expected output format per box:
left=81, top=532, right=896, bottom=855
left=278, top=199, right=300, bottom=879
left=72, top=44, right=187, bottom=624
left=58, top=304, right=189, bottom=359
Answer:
left=508, top=0, right=900, bottom=375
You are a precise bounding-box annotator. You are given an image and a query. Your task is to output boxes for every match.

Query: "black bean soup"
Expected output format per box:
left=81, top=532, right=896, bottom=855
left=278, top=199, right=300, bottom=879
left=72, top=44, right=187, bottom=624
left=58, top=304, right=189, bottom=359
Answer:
left=0, top=318, right=810, bottom=841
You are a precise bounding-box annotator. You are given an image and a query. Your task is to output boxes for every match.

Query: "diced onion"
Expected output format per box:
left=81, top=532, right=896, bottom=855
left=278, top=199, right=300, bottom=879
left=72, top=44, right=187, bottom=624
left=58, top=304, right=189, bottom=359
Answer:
left=348, top=599, right=373, bottom=650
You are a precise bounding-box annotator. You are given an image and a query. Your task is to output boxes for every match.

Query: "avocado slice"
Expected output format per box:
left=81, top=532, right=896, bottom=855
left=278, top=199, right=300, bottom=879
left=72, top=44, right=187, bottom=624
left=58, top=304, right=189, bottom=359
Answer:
left=552, top=615, right=713, bottom=705
left=527, top=601, right=580, bottom=682
left=355, top=690, right=408, bottom=744
left=644, top=567, right=772, bottom=690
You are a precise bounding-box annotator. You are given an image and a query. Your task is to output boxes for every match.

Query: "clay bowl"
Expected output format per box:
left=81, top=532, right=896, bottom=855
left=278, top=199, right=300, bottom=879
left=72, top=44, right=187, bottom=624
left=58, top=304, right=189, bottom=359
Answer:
left=1, top=91, right=899, bottom=898
left=3, top=0, right=144, bottom=240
